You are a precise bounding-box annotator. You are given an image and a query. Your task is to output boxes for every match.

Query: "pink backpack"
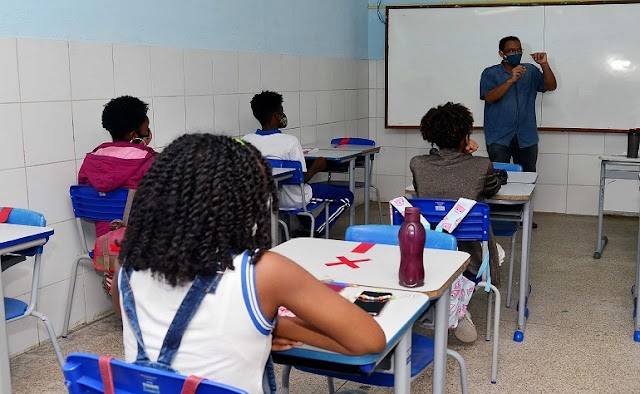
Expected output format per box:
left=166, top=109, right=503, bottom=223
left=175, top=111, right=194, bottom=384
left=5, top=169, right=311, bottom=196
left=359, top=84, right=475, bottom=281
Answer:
left=93, top=190, right=135, bottom=293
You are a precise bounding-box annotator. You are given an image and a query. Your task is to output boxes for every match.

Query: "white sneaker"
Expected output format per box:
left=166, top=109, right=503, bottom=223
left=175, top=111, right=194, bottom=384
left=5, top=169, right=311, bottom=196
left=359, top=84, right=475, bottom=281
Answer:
left=454, top=311, right=478, bottom=343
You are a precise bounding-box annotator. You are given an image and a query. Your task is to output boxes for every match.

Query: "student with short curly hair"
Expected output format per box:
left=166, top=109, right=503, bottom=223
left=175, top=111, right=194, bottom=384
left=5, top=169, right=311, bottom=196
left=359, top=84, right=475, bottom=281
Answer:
left=410, top=102, right=501, bottom=343
left=114, top=134, right=385, bottom=393
left=78, top=95, right=156, bottom=237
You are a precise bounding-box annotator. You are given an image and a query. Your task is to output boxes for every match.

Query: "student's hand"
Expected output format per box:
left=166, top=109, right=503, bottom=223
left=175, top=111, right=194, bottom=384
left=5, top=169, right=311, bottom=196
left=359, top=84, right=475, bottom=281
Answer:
left=530, top=52, right=548, bottom=65
left=464, top=139, right=479, bottom=155
left=271, top=336, right=303, bottom=351
left=311, top=157, right=327, bottom=172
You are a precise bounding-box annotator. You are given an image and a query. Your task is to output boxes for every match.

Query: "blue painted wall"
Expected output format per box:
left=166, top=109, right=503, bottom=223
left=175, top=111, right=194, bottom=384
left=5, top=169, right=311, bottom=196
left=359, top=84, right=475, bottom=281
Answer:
left=0, top=0, right=369, bottom=59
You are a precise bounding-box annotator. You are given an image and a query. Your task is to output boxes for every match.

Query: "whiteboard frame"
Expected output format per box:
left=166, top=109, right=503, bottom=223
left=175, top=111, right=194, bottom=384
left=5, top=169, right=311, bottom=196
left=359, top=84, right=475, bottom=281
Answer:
left=384, top=1, right=640, bottom=133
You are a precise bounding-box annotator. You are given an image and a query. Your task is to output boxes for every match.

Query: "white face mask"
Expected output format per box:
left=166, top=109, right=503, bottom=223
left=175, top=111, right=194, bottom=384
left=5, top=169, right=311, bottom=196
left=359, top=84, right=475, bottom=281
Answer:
left=130, top=137, right=147, bottom=146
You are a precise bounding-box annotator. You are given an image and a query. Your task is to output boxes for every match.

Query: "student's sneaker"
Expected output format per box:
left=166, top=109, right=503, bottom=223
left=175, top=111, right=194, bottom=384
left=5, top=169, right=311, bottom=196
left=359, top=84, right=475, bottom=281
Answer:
left=454, top=312, right=477, bottom=343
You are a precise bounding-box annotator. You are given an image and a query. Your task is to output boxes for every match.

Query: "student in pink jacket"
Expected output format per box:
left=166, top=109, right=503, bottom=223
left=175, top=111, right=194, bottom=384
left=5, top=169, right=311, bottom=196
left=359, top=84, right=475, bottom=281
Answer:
left=78, top=96, right=157, bottom=237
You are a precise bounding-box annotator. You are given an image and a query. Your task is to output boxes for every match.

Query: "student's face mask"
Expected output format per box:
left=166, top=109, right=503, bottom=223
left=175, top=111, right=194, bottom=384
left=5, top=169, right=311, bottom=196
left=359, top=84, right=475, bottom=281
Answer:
left=505, top=53, right=522, bottom=67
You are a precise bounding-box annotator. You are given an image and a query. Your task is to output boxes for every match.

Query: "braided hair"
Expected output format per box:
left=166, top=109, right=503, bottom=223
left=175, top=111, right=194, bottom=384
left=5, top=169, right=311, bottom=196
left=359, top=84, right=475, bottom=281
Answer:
left=419, top=102, right=473, bottom=150
left=119, top=133, right=279, bottom=287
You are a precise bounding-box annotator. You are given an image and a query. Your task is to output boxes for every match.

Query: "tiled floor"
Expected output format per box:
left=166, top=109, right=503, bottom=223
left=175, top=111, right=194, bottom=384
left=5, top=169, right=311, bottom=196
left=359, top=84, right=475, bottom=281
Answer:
left=9, top=206, right=640, bottom=393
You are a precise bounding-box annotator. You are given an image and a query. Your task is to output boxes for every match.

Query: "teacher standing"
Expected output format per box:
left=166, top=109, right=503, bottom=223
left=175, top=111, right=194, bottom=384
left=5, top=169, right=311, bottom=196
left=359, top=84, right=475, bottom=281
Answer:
left=480, top=36, right=557, bottom=172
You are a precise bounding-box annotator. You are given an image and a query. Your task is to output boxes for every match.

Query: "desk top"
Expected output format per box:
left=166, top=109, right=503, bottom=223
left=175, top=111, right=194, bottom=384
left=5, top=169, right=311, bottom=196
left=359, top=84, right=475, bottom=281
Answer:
left=599, top=155, right=640, bottom=163
left=0, top=223, right=54, bottom=251
left=304, top=145, right=380, bottom=162
left=306, top=144, right=381, bottom=154
left=272, top=238, right=470, bottom=298
left=275, top=284, right=430, bottom=365
left=507, top=172, right=538, bottom=184
left=405, top=178, right=536, bottom=202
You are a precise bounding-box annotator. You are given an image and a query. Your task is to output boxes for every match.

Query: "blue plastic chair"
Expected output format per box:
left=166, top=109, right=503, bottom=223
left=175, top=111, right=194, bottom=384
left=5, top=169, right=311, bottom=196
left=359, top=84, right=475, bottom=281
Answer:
left=268, top=159, right=329, bottom=239
left=316, top=138, right=382, bottom=222
left=63, top=185, right=132, bottom=337
left=3, top=208, right=64, bottom=367
left=391, top=198, right=500, bottom=383
left=63, top=353, right=247, bottom=393
left=491, top=162, right=522, bottom=308
left=280, top=224, right=468, bottom=394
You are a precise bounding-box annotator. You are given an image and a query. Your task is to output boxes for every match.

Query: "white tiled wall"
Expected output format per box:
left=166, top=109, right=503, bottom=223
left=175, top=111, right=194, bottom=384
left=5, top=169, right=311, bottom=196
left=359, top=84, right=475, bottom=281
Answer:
left=0, top=36, right=369, bottom=356
left=369, top=59, right=638, bottom=215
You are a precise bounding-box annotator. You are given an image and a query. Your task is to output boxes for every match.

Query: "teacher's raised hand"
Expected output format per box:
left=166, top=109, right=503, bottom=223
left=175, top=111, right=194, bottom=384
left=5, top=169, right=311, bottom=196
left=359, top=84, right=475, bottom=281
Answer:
left=530, top=52, right=548, bottom=65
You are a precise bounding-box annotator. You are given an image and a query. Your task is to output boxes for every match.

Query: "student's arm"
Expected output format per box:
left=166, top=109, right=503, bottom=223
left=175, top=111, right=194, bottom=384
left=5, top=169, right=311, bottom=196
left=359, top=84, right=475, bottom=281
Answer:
left=110, top=262, right=122, bottom=319
left=303, top=158, right=326, bottom=183
left=482, top=66, right=525, bottom=104
left=482, top=163, right=502, bottom=198
left=256, top=251, right=386, bottom=356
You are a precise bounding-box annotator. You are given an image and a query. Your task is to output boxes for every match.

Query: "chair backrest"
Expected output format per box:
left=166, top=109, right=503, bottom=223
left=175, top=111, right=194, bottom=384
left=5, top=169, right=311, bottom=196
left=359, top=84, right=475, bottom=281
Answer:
left=345, top=224, right=457, bottom=251
left=492, top=162, right=523, bottom=172
left=267, top=159, right=305, bottom=185
left=330, top=137, right=375, bottom=146
left=5, top=208, right=47, bottom=255
left=391, top=198, right=490, bottom=242
left=63, top=353, right=248, bottom=394
left=69, top=185, right=130, bottom=222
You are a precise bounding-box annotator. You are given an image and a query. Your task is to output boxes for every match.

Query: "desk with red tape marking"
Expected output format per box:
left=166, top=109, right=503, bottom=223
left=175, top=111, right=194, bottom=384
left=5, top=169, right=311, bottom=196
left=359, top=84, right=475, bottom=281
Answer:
left=271, top=237, right=469, bottom=394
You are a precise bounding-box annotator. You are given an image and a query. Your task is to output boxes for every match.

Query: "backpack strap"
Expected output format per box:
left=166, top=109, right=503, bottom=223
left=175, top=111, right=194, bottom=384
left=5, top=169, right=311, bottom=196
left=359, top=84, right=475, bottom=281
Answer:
left=180, top=375, right=205, bottom=394
left=0, top=207, right=12, bottom=223
left=98, top=355, right=116, bottom=394
left=122, top=189, right=136, bottom=225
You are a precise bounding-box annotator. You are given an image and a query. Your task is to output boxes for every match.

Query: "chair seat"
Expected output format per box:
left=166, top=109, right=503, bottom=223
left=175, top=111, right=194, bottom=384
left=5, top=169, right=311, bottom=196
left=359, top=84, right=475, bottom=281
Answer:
left=491, top=221, right=518, bottom=237
left=296, top=333, right=435, bottom=387
left=4, top=297, right=28, bottom=320
left=279, top=201, right=326, bottom=215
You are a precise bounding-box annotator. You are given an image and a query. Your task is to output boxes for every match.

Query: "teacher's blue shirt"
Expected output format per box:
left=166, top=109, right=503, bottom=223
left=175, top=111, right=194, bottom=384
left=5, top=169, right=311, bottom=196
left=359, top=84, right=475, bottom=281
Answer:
left=480, top=62, right=546, bottom=148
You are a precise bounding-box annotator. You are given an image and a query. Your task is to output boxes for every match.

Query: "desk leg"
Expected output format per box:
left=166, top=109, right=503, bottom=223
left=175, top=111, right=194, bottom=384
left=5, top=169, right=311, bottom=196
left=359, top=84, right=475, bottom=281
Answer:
left=514, top=199, right=532, bottom=343
left=635, top=213, right=640, bottom=342
left=594, top=160, right=608, bottom=259
left=433, top=286, right=451, bottom=394
left=270, top=197, right=278, bottom=247
left=0, top=268, right=12, bottom=394
left=348, top=159, right=356, bottom=226
left=364, top=153, right=372, bottom=225
left=393, top=329, right=412, bottom=394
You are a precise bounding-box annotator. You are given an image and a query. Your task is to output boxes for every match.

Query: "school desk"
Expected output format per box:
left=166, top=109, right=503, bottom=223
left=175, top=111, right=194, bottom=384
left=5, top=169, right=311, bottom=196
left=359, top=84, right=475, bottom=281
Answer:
left=0, top=223, right=54, bottom=394
left=594, top=155, right=640, bottom=259
left=271, top=237, right=470, bottom=394
left=304, top=144, right=381, bottom=226
left=405, top=174, right=538, bottom=342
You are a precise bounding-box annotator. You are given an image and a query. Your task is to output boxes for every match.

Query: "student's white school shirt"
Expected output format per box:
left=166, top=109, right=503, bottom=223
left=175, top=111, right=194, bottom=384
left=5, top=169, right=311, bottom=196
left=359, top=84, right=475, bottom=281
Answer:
left=121, top=253, right=275, bottom=394
left=242, top=132, right=313, bottom=209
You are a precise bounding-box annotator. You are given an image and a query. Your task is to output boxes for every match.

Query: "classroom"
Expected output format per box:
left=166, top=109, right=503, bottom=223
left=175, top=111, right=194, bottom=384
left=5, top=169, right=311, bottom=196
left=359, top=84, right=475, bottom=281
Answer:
left=1, top=0, right=640, bottom=393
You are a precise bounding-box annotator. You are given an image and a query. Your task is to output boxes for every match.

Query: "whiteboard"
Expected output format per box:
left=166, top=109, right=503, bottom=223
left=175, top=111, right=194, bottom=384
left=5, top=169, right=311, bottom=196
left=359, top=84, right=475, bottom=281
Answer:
left=386, top=3, right=640, bottom=131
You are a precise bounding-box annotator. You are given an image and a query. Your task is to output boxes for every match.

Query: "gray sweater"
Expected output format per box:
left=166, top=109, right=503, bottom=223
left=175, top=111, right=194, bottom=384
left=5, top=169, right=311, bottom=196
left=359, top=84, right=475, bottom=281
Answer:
left=410, top=149, right=502, bottom=286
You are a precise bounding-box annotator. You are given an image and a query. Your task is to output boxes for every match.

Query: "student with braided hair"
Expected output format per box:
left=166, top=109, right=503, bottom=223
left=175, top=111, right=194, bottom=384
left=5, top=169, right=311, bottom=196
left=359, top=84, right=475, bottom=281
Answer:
left=113, top=134, right=385, bottom=393
left=410, top=102, right=501, bottom=343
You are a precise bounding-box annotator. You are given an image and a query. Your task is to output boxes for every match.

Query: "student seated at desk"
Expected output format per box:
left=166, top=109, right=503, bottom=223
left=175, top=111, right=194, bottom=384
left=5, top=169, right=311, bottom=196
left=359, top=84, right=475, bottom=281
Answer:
left=78, top=95, right=157, bottom=238
left=113, top=134, right=385, bottom=393
left=242, top=91, right=354, bottom=236
left=410, top=102, right=501, bottom=343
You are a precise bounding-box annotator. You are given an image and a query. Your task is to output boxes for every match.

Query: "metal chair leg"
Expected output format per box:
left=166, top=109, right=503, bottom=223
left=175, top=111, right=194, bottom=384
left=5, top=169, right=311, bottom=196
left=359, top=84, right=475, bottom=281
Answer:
left=447, top=349, right=469, bottom=394
left=372, top=185, right=383, bottom=223
left=281, top=365, right=292, bottom=394
left=477, top=282, right=501, bottom=384
left=63, top=254, right=91, bottom=337
left=31, top=310, right=64, bottom=367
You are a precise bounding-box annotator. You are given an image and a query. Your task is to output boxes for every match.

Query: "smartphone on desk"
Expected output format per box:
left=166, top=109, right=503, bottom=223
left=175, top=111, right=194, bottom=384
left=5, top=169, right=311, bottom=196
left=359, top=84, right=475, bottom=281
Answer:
left=354, top=291, right=392, bottom=316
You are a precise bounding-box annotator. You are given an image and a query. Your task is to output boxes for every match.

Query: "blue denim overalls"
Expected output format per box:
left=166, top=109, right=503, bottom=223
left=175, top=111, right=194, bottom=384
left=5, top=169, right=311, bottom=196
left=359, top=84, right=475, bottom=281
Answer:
left=120, top=252, right=277, bottom=394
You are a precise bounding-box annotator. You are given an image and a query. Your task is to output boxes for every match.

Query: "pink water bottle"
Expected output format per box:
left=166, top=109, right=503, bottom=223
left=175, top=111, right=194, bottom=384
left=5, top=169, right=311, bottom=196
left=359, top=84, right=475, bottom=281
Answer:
left=398, top=207, right=426, bottom=287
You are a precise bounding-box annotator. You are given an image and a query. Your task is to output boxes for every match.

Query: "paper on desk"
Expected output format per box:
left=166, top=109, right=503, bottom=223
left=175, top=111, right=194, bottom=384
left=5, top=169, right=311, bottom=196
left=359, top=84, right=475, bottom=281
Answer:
left=303, top=148, right=319, bottom=155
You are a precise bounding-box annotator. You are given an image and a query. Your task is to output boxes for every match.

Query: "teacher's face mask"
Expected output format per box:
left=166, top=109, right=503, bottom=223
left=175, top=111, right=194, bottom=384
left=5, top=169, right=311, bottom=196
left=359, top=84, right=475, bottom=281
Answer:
left=505, top=53, right=522, bottom=67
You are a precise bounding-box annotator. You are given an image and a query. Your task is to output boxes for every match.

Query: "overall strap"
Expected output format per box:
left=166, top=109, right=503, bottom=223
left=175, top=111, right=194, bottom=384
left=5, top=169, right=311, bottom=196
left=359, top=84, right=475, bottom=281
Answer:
left=120, top=266, right=152, bottom=365
left=155, top=269, right=225, bottom=366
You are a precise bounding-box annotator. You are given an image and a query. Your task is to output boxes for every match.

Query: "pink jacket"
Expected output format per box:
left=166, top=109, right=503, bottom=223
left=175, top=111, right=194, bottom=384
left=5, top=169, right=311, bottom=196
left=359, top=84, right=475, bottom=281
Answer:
left=78, top=142, right=156, bottom=236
